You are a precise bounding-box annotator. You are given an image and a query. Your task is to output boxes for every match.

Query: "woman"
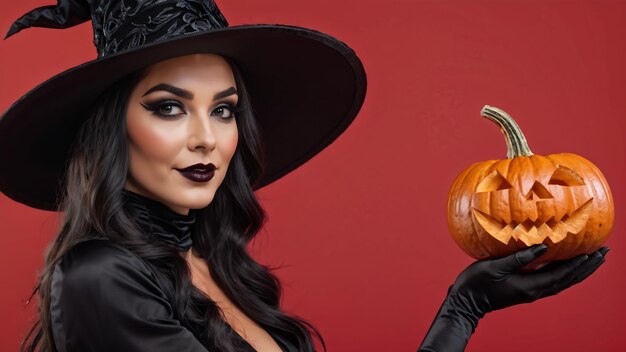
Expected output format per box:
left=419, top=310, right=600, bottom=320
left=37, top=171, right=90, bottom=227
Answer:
left=1, top=1, right=608, bottom=351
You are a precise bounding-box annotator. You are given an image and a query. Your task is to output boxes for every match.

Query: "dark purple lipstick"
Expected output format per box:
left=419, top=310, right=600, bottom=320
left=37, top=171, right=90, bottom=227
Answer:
left=176, top=163, right=216, bottom=182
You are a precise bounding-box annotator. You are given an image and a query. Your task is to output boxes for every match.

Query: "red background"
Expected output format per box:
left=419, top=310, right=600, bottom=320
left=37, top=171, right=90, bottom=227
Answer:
left=1, top=0, right=625, bottom=351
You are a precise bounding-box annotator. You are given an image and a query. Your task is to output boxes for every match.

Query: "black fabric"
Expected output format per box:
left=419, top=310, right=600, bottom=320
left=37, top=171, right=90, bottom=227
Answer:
left=4, top=0, right=92, bottom=39
left=418, top=245, right=609, bottom=351
left=49, top=190, right=300, bottom=351
left=5, top=0, right=229, bottom=57
left=50, top=238, right=296, bottom=351
left=50, top=239, right=211, bottom=352
left=121, top=189, right=196, bottom=251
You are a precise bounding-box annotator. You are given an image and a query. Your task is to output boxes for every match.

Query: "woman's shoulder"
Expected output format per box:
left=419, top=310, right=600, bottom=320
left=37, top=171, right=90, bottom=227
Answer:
left=52, top=237, right=165, bottom=300
left=59, top=237, right=145, bottom=267
left=55, top=238, right=154, bottom=281
left=50, top=238, right=208, bottom=351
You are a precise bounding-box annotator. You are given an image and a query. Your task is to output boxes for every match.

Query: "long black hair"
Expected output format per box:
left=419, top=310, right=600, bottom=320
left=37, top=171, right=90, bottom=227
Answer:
left=20, top=57, right=325, bottom=352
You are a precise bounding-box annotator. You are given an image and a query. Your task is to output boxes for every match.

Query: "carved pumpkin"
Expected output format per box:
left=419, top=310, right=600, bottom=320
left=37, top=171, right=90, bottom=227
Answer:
left=447, top=105, right=614, bottom=264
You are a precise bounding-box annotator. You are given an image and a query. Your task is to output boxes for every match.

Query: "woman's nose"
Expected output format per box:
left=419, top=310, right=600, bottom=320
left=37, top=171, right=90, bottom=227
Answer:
left=188, top=113, right=217, bottom=151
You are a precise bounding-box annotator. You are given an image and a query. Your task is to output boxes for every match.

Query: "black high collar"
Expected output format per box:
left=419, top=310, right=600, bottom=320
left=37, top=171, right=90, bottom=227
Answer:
left=121, top=189, right=196, bottom=251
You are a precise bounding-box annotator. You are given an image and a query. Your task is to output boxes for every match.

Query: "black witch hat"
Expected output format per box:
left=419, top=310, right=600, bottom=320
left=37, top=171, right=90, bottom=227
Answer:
left=0, top=0, right=367, bottom=210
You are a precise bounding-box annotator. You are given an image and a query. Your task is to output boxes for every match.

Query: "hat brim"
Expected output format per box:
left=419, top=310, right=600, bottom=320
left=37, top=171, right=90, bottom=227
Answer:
left=0, top=24, right=366, bottom=210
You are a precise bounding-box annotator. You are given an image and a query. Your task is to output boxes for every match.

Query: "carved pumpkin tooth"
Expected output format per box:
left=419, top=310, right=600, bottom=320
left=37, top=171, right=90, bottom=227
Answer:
left=529, top=226, right=540, bottom=241
left=518, top=225, right=539, bottom=246
left=549, top=221, right=569, bottom=243
left=493, top=224, right=515, bottom=244
left=512, top=223, right=528, bottom=242
left=538, top=223, right=552, bottom=242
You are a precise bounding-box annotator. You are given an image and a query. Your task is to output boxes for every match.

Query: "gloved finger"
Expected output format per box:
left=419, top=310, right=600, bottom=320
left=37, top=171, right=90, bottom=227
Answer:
left=517, top=253, right=589, bottom=293
left=563, top=255, right=606, bottom=288
left=532, top=253, right=588, bottom=275
left=532, top=258, right=578, bottom=275
left=599, top=247, right=610, bottom=257
left=537, top=252, right=603, bottom=297
left=533, top=247, right=609, bottom=275
left=491, top=244, right=548, bottom=273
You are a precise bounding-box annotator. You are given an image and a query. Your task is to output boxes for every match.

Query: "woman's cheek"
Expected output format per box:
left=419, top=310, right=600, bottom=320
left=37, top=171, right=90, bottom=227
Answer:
left=222, top=126, right=239, bottom=162
left=128, top=117, right=185, bottom=175
left=147, top=125, right=186, bottom=163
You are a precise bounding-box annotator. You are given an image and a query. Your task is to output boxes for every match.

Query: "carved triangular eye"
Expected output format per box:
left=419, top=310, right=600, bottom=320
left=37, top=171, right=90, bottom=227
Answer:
left=548, top=165, right=585, bottom=186
left=476, top=170, right=513, bottom=193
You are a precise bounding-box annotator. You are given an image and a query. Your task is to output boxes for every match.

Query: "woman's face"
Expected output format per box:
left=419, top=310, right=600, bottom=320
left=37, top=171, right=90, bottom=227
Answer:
left=125, top=54, right=239, bottom=215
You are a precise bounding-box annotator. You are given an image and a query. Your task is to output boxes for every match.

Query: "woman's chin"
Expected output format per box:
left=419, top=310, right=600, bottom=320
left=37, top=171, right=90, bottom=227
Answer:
left=183, top=193, right=216, bottom=210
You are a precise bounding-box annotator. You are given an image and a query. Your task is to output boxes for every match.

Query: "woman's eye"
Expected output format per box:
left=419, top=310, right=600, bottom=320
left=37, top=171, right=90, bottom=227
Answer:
left=212, top=104, right=235, bottom=119
left=141, top=101, right=185, bottom=118
left=156, top=103, right=184, bottom=116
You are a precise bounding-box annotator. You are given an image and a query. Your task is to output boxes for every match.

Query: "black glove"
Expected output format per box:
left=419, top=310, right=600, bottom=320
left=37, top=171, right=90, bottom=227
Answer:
left=418, top=245, right=609, bottom=352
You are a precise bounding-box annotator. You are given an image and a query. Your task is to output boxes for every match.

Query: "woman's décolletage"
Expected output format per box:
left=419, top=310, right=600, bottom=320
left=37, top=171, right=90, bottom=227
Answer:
left=183, top=248, right=283, bottom=352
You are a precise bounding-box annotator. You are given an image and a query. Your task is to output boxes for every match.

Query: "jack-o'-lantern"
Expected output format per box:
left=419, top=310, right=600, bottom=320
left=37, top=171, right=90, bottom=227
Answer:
left=447, top=105, right=614, bottom=264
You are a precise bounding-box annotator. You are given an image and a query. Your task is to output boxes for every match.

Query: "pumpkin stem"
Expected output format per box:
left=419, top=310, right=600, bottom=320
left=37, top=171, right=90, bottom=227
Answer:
left=481, top=105, right=533, bottom=158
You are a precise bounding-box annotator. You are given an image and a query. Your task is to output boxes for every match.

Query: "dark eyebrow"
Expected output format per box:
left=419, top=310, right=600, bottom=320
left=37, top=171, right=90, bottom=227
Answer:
left=142, top=83, right=193, bottom=99
left=142, top=84, right=238, bottom=101
left=213, top=86, right=237, bottom=100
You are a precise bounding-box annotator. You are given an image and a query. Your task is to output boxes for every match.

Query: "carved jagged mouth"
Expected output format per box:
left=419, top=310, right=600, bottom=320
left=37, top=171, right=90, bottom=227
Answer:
left=472, top=198, right=594, bottom=246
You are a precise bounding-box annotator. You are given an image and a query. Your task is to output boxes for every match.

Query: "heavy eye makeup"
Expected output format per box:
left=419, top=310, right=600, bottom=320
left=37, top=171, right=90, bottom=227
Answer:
left=140, top=99, right=238, bottom=120
left=141, top=100, right=186, bottom=118
left=211, top=102, right=239, bottom=120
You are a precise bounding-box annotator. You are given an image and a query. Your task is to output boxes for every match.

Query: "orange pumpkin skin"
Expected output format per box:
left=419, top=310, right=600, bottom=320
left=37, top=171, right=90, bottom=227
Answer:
left=447, top=107, right=614, bottom=264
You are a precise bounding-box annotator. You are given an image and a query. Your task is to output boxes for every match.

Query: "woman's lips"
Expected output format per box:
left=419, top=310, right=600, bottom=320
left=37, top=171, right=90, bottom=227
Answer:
left=176, top=163, right=216, bottom=183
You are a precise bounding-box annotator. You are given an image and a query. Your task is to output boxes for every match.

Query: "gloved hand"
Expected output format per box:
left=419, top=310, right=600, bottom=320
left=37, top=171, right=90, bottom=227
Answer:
left=418, top=245, right=609, bottom=352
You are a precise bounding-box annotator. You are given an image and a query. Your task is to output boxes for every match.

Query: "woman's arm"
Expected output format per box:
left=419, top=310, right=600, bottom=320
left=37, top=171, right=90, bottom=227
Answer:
left=50, top=239, right=208, bottom=352
left=418, top=245, right=609, bottom=351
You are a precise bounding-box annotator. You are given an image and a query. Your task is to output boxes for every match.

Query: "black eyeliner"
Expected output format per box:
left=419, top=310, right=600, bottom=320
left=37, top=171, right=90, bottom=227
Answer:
left=212, top=102, right=239, bottom=119
left=140, top=100, right=185, bottom=117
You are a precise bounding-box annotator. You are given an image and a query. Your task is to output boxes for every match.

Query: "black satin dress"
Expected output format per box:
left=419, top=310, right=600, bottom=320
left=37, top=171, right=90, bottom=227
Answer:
left=50, top=189, right=296, bottom=352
